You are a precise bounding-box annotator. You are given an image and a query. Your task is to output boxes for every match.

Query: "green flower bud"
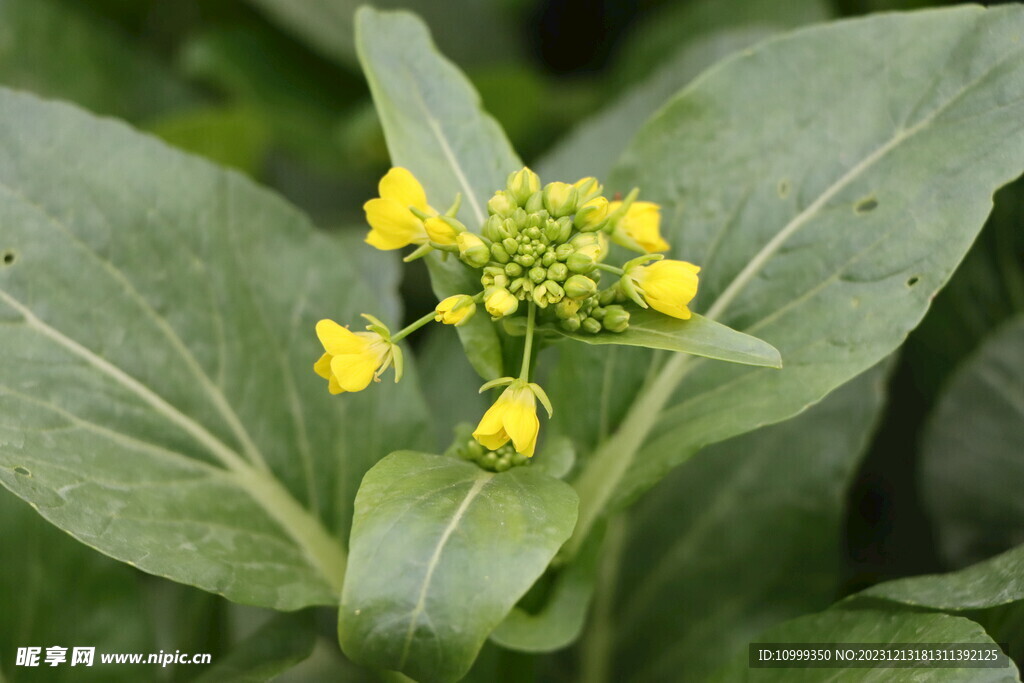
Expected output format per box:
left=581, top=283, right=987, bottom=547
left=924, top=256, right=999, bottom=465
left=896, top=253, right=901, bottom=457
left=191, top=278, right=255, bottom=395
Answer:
left=511, top=452, right=529, bottom=466
left=598, top=286, right=620, bottom=306
left=524, top=191, right=544, bottom=213
left=520, top=243, right=535, bottom=256
left=513, top=207, right=528, bottom=227
left=556, top=298, right=580, bottom=319
left=567, top=249, right=597, bottom=274
left=544, top=280, right=565, bottom=302
left=493, top=273, right=509, bottom=288
left=571, top=232, right=601, bottom=249
left=541, top=250, right=557, bottom=267
left=483, top=265, right=505, bottom=277
left=503, top=218, right=518, bottom=237
left=518, top=254, right=536, bottom=267
left=526, top=226, right=542, bottom=240
left=494, top=458, right=512, bottom=473
left=491, top=243, right=511, bottom=263
left=603, top=305, right=630, bottom=333
left=482, top=214, right=504, bottom=241
left=547, top=262, right=569, bottom=281
left=565, top=274, right=598, bottom=300
left=573, top=176, right=603, bottom=204
left=542, top=182, right=578, bottom=217
left=505, top=262, right=523, bottom=277
left=482, top=451, right=499, bottom=468
left=488, top=190, right=518, bottom=217
left=457, top=232, right=491, bottom=268
left=529, top=266, right=547, bottom=284
left=555, top=243, right=575, bottom=261
left=507, top=167, right=541, bottom=205
left=581, top=317, right=602, bottom=334
left=543, top=219, right=562, bottom=243
left=502, top=237, right=519, bottom=255
left=532, top=284, right=549, bottom=307
left=561, top=315, right=581, bottom=332
left=574, top=196, right=610, bottom=232
left=590, top=306, right=607, bottom=320
left=485, top=287, right=519, bottom=318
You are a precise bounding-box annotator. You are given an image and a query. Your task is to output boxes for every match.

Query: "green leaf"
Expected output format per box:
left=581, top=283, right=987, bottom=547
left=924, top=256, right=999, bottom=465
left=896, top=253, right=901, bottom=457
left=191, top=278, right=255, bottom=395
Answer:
left=0, top=0, right=195, bottom=121
left=0, top=489, right=154, bottom=682
left=355, top=7, right=522, bottom=380
left=919, top=315, right=1024, bottom=566
left=548, top=309, right=781, bottom=368
left=489, top=527, right=601, bottom=653
left=710, top=608, right=1020, bottom=682
left=193, top=613, right=316, bottom=683
left=857, top=544, right=1024, bottom=612
left=611, top=5, right=1024, bottom=503
left=338, top=452, right=578, bottom=683
left=0, top=87, right=431, bottom=609
left=606, top=363, right=890, bottom=682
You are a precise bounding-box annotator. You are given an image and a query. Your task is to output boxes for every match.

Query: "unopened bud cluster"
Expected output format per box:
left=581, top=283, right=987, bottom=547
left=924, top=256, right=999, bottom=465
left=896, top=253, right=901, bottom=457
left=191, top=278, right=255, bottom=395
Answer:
left=475, top=169, right=631, bottom=334
left=454, top=438, right=530, bottom=472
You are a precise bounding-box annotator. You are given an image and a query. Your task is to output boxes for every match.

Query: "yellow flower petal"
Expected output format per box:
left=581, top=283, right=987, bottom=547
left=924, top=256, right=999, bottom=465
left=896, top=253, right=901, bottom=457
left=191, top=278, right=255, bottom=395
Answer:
left=328, top=375, right=345, bottom=395
left=633, top=260, right=700, bottom=320
left=313, top=352, right=333, bottom=380
left=364, top=198, right=427, bottom=250
left=473, top=401, right=510, bottom=451
left=502, top=387, right=539, bottom=457
left=331, top=348, right=382, bottom=393
left=316, top=320, right=372, bottom=355
left=378, top=167, right=428, bottom=211
left=610, top=201, right=670, bottom=253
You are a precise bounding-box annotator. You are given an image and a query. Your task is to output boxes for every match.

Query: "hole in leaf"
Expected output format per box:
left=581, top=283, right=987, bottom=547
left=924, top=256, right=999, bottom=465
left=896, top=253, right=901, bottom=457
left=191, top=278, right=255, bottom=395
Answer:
left=855, top=197, right=878, bottom=214
left=777, top=179, right=791, bottom=198
left=1, top=250, right=15, bottom=265
left=907, top=276, right=920, bottom=287
left=13, top=466, right=30, bottom=476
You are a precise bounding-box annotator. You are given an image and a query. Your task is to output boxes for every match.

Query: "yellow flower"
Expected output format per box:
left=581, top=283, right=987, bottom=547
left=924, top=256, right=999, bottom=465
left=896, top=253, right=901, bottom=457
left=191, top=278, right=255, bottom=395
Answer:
left=626, top=260, right=701, bottom=319
left=484, top=287, right=518, bottom=318
left=609, top=200, right=670, bottom=253
left=435, top=295, right=477, bottom=326
left=363, top=167, right=434, bottom=250
left=313, top=319, right=394, bottom=394
left=473, top=381, right=541, bottom=457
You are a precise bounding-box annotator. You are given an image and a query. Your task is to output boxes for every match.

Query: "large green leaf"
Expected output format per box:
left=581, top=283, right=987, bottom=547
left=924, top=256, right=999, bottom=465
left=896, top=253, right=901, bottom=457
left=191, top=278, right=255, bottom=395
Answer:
left=710, top=608, right=1020, bottom=682
left=355, top=6, right=522, bottom=380
left=605, top=363, right=889, bottom=682
left=549, top=310, right=781, bottom=368
left=858, top=544, right=1024, bottom=612
left=0, top=87, right=431, bottom=609
left=338, top=452, right=578, bottom=683
left=0, top=0, right=194, bottom=121
left=611, top=5, right=1024, bottom=504
left=0, top=489, right=153, bottom=682
left=919, top=315, right=1024, bottom=566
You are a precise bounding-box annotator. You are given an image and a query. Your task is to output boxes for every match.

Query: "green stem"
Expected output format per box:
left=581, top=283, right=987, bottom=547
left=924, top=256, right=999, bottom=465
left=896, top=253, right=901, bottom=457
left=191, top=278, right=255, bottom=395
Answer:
left=519, top=302, right=537, bottom=381
left=593, top=262, right=624, bottom=276
left=580, top=517, right=626, bottom=683
left=391, top=309, right=437, bottom=343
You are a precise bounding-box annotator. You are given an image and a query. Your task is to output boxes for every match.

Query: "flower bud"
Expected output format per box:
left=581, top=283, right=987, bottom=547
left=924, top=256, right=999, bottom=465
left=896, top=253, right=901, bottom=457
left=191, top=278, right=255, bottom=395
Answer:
left=590, top=306, right=607, bottom=320
left=544, top=219, right=563, bottom=243
left=485, top=287, right=519, bottom=318
left=488, top=190, right=518, bottom=217
left=524, top=191, right=544, bottom=213
left=603, top=305, right=630, bottom=332
left=531, top=283, right=549, bottom=307
left=457, top=232, right=490, bottom=268
left=505, top=262, right=523, bottom=277
left=491, top=243, right=511, bottom=263
left=482, top=215, right=504, bottom=241
left=573, top=176, right=603, bottom=204
left=529, top=266, right=547, bottom=284
left=502, top=237, right=519, bottom=255
left=544, top=280, right=565, bottom=302
left=598, top=286, right=620, bottom=306
left=542, top=182, right=578, bottom=217
left=518, top=254, right=535, bottom=267
left=502, top=218, right=518, bottom=238
left=435, top=295, right=477, bottom=326
left=574, top=196, right=610, bottom=232
left=507, top=167, right=541, bottom=205
left=541, top=250, right=557, bottom=267
left=556, top=298, right=580, bottom=319
left=564, top=274, right=598, bottom=300
left=547, top=262, right=569, bottom=281
left=567, top=246, right=598, bottom=273
left=424, top=215, right=465, bottom=246
left=581, top=317, right=602, bottom=334
left=562, top=315, right=581, bottom=332
left=555, top=243, right=575, bottom=261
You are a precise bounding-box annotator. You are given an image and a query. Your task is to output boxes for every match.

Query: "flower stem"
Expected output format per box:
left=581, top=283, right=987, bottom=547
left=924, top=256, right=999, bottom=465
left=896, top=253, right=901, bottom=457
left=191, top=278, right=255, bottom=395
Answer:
left=391, top=309, right=437, bottom=343
left=518, top=302, right=537, bottom=381
left=593, top=262, right=624, bottom=276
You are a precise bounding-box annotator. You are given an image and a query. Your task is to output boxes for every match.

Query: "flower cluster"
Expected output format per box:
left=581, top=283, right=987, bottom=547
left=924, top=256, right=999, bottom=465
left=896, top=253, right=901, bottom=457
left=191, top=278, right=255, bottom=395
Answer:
left=313, top=166, right=701, bottom=468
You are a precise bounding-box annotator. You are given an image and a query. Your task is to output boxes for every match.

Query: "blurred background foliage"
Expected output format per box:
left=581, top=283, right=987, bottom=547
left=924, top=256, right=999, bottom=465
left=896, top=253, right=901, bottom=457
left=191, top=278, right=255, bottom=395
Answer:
left=0, top=0, right=1022, bottom=680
